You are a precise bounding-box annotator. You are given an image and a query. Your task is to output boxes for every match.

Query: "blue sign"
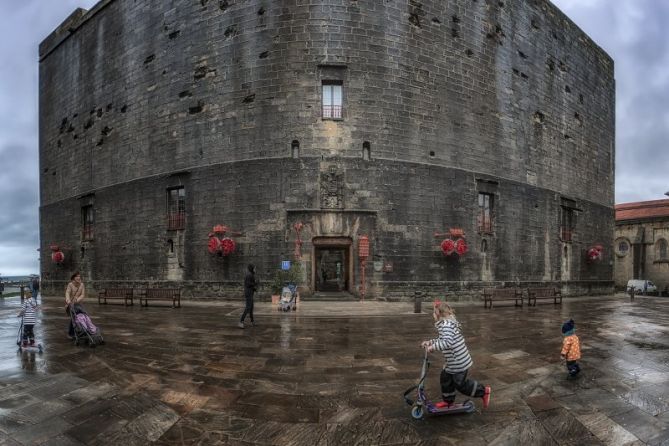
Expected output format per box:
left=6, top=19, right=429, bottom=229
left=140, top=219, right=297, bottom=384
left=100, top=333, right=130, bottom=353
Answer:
left=281, top=260, right=291, bottom=271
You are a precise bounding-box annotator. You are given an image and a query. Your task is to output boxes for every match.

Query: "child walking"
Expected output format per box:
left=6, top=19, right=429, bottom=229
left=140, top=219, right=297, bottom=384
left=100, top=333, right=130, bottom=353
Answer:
left=421, top=300, right=491, bottom=409
left=560, top=319, right=581, bottom=376
left=18, top=291, right=38, bottom=346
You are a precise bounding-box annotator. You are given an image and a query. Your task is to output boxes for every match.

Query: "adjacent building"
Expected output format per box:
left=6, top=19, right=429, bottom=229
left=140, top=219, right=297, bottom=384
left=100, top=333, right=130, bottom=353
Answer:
left=39, top=0, right=615, bottom=299
left=615, top=199, right=669, bottom=293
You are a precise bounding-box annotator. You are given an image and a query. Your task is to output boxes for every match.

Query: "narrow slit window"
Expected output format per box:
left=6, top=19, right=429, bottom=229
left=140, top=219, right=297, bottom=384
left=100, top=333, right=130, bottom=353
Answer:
left=291, top=140, right=300, bottom=158
left=560, top=206, right=575, bottom=242
left=362, top=141, right=371, bottom=160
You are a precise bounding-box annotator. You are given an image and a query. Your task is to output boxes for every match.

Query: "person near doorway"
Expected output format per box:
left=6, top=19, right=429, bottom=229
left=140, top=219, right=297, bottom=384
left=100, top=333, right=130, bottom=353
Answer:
left=239, top=264, right=258, bottom=328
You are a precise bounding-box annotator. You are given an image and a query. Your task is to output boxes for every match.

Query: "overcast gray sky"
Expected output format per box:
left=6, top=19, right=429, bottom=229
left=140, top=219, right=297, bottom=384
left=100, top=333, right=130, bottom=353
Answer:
left=0, top=0, right=667, bottom=276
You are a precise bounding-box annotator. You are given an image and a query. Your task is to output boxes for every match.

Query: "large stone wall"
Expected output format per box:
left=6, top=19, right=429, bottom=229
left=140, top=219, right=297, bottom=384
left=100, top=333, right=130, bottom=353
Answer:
left=39, top=0, right=615, bottom=300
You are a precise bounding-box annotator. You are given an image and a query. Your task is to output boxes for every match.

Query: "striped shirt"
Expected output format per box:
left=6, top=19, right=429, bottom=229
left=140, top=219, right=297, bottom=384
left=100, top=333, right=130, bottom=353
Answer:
left=21, top=299, right=37, bottom=325
left=430, top=317, right=473, bottom=373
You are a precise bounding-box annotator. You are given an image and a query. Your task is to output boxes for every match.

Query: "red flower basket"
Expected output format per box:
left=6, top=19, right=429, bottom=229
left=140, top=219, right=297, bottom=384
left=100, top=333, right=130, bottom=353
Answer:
left=220, top=237, right=236, bottom=256
left=587, top=245, right=603, bottom=262
left=441, top=239, right=455, bottom=255
left=455, top=238, right=468, bottom=256
left=207, top=237, right=222, bottom=255
left=51, top=251, right=65, bottom=264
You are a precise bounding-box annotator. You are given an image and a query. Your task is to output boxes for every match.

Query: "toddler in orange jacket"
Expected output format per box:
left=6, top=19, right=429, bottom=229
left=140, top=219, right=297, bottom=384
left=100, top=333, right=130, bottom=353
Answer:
left=561, top=319, right=581, bottom=377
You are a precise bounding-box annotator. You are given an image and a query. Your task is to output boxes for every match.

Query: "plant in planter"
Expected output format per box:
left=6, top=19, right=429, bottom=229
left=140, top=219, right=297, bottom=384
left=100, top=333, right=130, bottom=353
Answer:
left=270, top=263, right=303, bottom=304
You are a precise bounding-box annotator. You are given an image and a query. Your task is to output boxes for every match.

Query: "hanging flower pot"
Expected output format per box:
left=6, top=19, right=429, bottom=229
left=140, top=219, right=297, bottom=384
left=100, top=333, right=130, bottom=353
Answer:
left=207, top=236, right=222, bottom=255
left=51, top=250, right=65, bottom=264
left=455, top=238, right=468, bottom=256
left=586, top=245, right=603, bottom=262
left=220, top=237, right=236, bottom=256
left=441, top=239, right=455, bottom=255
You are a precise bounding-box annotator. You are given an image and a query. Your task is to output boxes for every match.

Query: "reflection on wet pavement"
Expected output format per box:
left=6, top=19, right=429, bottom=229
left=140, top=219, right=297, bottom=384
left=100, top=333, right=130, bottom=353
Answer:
left=0, top=295, right=668, bottom=445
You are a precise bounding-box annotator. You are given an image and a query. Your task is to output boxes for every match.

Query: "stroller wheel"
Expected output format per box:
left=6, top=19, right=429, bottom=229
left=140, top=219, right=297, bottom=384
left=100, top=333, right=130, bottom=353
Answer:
left=411, top=405, right=424, bottom=420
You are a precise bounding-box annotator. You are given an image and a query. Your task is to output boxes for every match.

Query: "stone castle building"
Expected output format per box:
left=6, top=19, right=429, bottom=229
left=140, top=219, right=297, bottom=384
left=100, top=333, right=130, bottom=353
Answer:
left=39, top=0, right=615, bottom=299
left=615, top=199, right=669, bottom=293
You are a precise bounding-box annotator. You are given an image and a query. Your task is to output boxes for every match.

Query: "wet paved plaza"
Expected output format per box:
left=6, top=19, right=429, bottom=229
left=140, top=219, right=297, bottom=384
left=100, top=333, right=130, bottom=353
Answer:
left=1, top=295, right=669, bottom=445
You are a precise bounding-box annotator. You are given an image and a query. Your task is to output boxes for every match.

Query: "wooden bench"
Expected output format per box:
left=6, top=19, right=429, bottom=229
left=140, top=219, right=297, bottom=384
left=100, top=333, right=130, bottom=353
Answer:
left=98, top=288, right=134, bottom=306
left=140, top=288, right=181, bottom=308
left=527, top=287, right=562, bottom=306
left=483, top=288, right=523, bottom=309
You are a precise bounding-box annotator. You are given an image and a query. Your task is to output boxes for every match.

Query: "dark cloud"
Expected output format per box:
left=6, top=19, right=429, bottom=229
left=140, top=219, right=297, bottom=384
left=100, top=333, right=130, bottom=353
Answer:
left=0, top=1, right=97, bottom=275
left=552, top=0, right=669, bottom=202
left=0, top=0, right=666, bottom=274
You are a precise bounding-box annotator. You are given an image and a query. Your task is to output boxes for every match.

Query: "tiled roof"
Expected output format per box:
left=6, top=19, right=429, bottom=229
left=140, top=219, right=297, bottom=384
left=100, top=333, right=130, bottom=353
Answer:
left=615, top=199, right=669, bottom=221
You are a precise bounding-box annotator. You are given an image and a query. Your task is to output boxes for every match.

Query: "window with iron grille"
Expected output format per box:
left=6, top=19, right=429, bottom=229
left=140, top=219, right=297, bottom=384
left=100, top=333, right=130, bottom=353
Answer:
left=322, top=82, right=343, bottom=119
left=167, top=187, right=185, bottom=230
left=81, top=205, right=94, bottom=241
left=560, top=206, right=575, bottom=242
left=477, top=193, right=494, bottom=233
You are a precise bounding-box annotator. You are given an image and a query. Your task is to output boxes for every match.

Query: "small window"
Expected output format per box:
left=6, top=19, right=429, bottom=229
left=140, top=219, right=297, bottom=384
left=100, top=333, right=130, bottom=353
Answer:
left=167, top=187, right=185, bottom=230
left=291, top=140, right=300, bottom=158
left=657, top=239, right=668, bottom=260
left=477, top=193, right=494, bottom=233
left=322, top=81, right=343, bottom=119
left=560, top=206, right=575, bottom=242
left=81, top=205, right=94, bottom=241
left=362, top=141, right=371, bottom=160
left=481, top=239, right=488, bottom=253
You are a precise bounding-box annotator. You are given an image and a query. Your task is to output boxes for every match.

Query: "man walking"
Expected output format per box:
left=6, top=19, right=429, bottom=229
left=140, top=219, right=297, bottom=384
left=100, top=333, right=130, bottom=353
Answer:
left=239, top=264, right=258, bottom=328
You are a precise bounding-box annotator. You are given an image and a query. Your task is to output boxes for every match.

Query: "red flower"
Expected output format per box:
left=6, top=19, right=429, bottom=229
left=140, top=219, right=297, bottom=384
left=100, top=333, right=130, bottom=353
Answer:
left=221, top=237, right=236, bottom=256
left=455, top=238, right=468, bottom=256
left=441, top=239, right=455, bottom=255
left=52, top=251, right=65, bottom=264
left=208, top=237, right=222, bottom=255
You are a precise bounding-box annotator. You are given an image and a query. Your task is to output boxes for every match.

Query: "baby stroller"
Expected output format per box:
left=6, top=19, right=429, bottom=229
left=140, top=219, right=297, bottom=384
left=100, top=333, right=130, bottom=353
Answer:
left=278, top=283, right=297, bottom=312
left=16, top=313, right=43, bottom=354
left=69, top=304, right=104, bottom=347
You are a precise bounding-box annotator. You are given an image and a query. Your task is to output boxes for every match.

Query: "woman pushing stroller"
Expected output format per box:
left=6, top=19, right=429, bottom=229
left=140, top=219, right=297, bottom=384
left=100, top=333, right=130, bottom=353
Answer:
left=65, top=272, right=85, bottom=338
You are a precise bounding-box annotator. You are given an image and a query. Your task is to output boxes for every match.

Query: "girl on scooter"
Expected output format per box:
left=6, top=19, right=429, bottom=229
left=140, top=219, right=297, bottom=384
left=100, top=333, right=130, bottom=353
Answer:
left=421, top=300, right=491, bottom=409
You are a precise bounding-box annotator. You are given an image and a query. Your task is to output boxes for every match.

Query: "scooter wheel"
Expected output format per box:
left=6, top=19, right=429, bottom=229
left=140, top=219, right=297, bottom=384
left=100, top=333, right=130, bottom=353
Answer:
left=411, top=405, right=424, bottom=420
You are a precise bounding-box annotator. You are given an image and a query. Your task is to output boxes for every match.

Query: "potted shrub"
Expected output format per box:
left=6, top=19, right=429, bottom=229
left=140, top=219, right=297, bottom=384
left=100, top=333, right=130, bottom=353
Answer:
left=270, top=263, right=303, bottom=305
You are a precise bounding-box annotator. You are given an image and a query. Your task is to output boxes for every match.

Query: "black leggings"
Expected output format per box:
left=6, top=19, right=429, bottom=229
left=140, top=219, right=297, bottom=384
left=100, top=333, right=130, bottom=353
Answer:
left=240, top=296, right=254, bottom=323
left=22, top=324, right=34, bottom=341
left=440, top=369, right=486, bottom=403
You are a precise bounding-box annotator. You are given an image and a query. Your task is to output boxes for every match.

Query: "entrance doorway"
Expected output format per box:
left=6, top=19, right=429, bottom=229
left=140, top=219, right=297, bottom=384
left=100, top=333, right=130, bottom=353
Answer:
left=312, top=237, right=352, bottom=293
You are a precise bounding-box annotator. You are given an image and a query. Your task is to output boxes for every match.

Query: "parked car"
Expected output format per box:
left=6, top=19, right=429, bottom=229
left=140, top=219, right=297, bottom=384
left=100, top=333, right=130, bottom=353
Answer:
left=626, top=279, right=658, bottom=294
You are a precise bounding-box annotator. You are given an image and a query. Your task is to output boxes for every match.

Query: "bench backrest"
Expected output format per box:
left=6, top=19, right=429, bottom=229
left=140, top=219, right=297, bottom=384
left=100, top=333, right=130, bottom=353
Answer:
left=145, top=288, right=181, bottom=298
left=103, top=288, right=133, bottom=296
left=484, top=288, right=521, bottom=298
left=529, top=287, right=559, bottom=297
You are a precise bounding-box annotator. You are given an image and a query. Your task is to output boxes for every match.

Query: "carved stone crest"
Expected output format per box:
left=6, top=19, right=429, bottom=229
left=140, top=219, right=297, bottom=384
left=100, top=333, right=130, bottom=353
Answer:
left=320, top=166, right=344, bottom=209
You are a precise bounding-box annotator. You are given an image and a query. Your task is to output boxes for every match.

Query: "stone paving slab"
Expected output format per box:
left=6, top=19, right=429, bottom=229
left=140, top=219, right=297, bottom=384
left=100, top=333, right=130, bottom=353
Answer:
left=1, top=295, right=669, bottom=444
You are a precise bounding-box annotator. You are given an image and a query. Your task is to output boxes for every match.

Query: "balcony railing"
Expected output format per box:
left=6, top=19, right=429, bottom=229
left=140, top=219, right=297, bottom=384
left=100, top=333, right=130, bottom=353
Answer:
left=82, top=225, right=94, bottom=241
left=477, top=216, right=493, bottom=234
left=322, top=105, right=342, bottom=119
left=167, top=213, right=185, bottom=230
left=561, top=228, right=573, bottom=242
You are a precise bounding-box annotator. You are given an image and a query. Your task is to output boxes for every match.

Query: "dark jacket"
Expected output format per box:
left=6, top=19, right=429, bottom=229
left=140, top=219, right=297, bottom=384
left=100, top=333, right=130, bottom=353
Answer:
left=244, top=270, right=257, bottom=298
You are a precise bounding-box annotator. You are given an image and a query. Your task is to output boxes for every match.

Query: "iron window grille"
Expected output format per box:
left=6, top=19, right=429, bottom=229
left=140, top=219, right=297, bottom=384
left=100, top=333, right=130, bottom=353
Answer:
left=167, top=187, right=186, bottom=230
left=477, top=193, right=494, bottom=233
left=81, top=205, right=94, bottom=241
left=560, top=207, right=575, bottom=242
